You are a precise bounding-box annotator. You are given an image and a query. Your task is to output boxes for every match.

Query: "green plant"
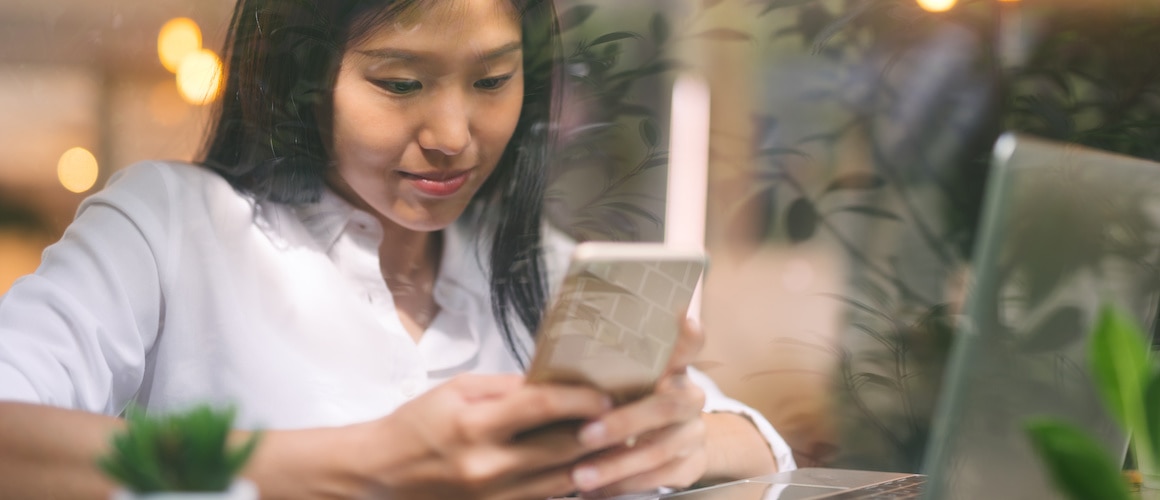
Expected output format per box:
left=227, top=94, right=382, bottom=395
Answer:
left=97, top=405, right=261, bottom=493
left=1025, top=304, right=1159, bottom=500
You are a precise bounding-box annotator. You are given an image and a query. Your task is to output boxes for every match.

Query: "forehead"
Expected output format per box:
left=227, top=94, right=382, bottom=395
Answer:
left=355, top=0, right=522, bottom=45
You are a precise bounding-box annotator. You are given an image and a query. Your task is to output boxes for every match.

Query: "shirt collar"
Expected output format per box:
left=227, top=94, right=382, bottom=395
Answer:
left=292, top=188, right=357, bottom=253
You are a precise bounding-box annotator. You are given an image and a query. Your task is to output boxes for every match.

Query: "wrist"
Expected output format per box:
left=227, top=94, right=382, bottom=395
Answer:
left=701, top=412, right=778, bottom=483
left=241, top=423, right=381, bottom=500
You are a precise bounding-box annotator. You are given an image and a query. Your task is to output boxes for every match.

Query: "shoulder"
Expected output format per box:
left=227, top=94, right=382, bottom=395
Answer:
left=80, top=160, right=252, bottom=226
left=91, top=160, right=237, bottom=204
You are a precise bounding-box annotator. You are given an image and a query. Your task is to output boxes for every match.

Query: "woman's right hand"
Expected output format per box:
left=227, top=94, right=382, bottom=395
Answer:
left=356, top=374, right=612, bottom=500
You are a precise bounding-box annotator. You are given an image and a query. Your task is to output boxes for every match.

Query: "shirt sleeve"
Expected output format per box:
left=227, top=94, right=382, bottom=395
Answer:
left=0, top=163, right=169, bottom=414
left=689, top=366, right=797, bottom=473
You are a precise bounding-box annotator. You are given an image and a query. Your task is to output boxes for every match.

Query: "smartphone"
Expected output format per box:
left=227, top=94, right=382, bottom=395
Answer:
left=527, top=242, right=707, bottom=404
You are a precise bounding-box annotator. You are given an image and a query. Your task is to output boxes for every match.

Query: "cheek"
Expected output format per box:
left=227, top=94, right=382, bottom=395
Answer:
left=331, top=72, right=408, bottom=167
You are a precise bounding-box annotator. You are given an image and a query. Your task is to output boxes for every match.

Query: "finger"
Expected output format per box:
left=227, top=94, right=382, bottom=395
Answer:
left=577, top=378, right=704, bottom=450
left=448, top=373, right=526, bottom=401
left=665, top=317, right=705, bottom=374
left=477, top=384, right=612, bottom=439
left=571, top=420, right=704, bottom=494
left=468, top=420, right=593, bottom=479
left=580, top=454, right=705, bottom=499
left=492, top=465, right=578, bottom=500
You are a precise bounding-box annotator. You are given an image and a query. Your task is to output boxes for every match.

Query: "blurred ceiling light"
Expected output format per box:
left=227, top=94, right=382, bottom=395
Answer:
left=176, top=49, right=223, bottom=105
left=158, top=17, right=202, bottom=74
left=57, top=147, right=99, bottom=194
left=917, top=0, right=956, bottom=12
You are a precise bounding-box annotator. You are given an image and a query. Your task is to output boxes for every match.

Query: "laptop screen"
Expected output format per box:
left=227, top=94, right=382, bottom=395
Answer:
left=921, top=134, right=1160, bottom=499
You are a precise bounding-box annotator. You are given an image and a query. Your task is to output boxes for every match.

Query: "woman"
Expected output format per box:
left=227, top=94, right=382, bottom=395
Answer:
left=0, top=0, right=794, bottom=498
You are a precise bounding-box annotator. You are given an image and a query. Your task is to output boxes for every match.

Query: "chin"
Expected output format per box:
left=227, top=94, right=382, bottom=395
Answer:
left=391, top=205, right=469, bottom=233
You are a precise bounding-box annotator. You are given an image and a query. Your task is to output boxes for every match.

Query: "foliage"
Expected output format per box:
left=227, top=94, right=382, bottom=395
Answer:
left=736, top=0, right=1160, bottom=470
left=549, top=1, right=754, bottom=242
left=1025, top=417, right=1132, bottom=500
left=549, top=3, right=672, bottom=241
left=97, top=405, right=260, bottom=493
left=1025, top=304, right=1160, bottom=500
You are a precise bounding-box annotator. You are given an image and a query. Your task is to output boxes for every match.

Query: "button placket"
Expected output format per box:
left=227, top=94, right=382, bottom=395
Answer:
left=399, top=379, right=424, bottom=399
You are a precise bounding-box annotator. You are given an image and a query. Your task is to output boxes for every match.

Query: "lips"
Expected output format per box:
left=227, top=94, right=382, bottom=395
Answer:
left=399, top=169, right=472, bottom=197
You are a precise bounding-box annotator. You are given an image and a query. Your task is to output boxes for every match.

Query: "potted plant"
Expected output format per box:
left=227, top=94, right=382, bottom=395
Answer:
left=97, top=405, right=261, bottom=500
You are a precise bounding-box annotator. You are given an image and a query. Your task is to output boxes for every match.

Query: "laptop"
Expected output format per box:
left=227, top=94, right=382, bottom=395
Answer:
left=632, top=133, right=1160, bottom=499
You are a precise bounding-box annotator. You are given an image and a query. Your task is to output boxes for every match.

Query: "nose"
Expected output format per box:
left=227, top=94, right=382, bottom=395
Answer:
left=417, top=91, right=471, bottom=156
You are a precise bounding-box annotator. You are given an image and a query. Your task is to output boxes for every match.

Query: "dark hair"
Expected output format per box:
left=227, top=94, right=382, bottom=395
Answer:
left=200, top=0, right=562, bottom=364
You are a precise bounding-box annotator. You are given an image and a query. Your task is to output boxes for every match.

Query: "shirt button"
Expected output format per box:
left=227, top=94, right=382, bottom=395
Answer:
left=400, top=380, right=423, bottom=399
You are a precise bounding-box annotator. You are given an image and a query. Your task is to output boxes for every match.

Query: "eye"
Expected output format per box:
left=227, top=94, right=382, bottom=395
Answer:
left=375, top=80, right=422, bottom=95
left=474, top=75, right=513, bottom=90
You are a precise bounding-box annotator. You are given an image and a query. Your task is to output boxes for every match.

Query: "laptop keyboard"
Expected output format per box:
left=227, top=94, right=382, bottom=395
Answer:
left=822, top=475, right=927, bottom=499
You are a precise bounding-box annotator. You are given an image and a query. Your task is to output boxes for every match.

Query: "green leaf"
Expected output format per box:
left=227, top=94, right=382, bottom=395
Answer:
left=834, top=206, right=902, bottom=221
left=640, top=153, right=669, bottom=170
left=823, top=172, right=886, bottom=192
left=1090, top=304, right=1150, bottom=429
left=559, top=5, right=596, bottom=32
left=785, top=198, right=818, bottom=242
left=97, top=405, right=262, bottom=493
left=757, top=147, right=809, bottom=158
left=1147, top=373, right=1160, bottom=469
left=590, top=31, right=642, bottom=46
left=1025, top=418, right=1132, bottom=500
left=639, top=118, right=659, bottom=148
left=650, top=13, right=670, bottom=44
left=758, top=0, right=817, bottom=15
left=852, top=372, right=898, bottom=391
left=690, top=28, right=753, bottom=42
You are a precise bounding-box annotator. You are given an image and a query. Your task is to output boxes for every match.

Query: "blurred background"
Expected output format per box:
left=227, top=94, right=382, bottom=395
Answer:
left=3, top=0, right=1160, bottom=480
left=0, top=0, right=232, bottom=291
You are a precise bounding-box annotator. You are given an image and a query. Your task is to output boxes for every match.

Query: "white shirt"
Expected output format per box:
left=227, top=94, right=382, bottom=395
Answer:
left=0, top=160, right=794, bottom=472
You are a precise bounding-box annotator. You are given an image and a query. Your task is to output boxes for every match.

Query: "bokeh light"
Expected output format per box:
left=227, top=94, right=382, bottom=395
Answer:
left=916, top=0, right=956, bottom=12
left=176, top=49, right=223, bottom=105
left=57, top=147, right=99, bottom=194
left=158, top=18, right=202, bottom=74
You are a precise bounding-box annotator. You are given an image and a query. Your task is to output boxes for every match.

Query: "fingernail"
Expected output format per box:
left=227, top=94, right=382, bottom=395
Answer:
left=573, top=466, right=600, bottom=490
left=579, top=421, right=606, bottom=447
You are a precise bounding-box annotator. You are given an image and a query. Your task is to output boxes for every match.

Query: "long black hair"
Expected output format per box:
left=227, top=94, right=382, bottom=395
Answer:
left=200, top=0, right=562, bottom=364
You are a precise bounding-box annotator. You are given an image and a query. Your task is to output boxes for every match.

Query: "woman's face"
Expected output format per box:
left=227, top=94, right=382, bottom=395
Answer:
left=329, top=0, right=524, bottom=232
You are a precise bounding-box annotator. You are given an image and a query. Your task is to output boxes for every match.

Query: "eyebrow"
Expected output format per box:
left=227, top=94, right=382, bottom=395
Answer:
left=357, top=41, right=523, bottom=62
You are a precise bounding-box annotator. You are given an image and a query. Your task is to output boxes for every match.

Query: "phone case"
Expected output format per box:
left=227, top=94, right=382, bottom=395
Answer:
left=527, top=242, right=706, bottom=404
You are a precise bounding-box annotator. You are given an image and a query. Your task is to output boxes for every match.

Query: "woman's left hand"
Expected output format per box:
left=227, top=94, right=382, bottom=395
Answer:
left=568, top=317, right=710, bottom=497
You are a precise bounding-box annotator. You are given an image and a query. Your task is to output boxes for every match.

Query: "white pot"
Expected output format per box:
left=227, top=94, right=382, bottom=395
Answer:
left=110, top=479, right=257, bottom=500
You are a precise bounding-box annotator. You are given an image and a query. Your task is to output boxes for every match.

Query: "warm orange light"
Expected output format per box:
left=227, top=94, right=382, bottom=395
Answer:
left=158, top=18, right=202, bottom=74
left=57, top=147, right=99, bottom=193
left=917, top=0, right=957, bottom=12
left=176, top=49, right=223, bottom=105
